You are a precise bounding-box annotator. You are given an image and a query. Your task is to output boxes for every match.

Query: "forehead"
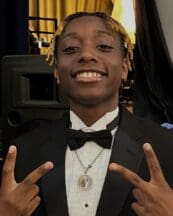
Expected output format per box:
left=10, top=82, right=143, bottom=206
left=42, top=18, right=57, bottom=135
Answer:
left=61, top=16, right=113, bottom=37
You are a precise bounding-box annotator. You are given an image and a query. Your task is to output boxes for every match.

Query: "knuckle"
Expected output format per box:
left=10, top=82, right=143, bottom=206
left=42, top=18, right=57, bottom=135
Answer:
left=116, top=166, right=127, bottom=176
left=35, top=195, right=41, bottom=203
left=32, top=184, right=39, bottom=194
left=22, top=196, right=41, bottom=216
left=130, top=173, right=140, bottom=184
left=2, top=167, right=12, bottom=175
left=37, top=166, right=45, bottom=176
left=151, top=164, right=160, bottom=173
left=117, top=165, right=125, bottom=173
left=23, top=176, right=33, bottom=185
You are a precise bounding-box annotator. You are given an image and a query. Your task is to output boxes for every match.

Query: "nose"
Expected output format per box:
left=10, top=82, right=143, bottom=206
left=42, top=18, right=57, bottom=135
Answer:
left=78, top=46, right=97, bottom=63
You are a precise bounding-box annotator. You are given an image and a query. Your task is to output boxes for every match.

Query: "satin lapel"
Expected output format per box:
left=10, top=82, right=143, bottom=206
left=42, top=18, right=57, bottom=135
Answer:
left=96, top=108, right=145, bottom=216
left=40, top=114, right=69, bottom=216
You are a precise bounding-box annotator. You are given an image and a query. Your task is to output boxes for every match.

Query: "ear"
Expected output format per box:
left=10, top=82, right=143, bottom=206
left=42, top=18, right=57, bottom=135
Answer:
left=121, top=58, right=129, bottom=81
left=53, top=68, right=60, bottom=84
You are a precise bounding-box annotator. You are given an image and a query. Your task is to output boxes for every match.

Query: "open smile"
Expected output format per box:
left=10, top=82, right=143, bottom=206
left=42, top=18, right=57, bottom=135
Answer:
left=72, top=70, right=107, bottom=82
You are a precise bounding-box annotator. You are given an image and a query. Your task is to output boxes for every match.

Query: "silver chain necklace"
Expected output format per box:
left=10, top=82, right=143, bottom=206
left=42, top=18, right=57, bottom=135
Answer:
left=75, top=148, right=104, bottom=191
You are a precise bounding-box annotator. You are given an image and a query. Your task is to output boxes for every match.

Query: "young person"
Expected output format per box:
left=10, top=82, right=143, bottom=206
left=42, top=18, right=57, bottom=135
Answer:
left=3, top=12, right=173, bottom=216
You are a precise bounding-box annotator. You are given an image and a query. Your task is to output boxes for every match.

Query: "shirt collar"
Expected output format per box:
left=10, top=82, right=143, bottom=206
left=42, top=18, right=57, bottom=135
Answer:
left=70, top=107, right=119, bottom=131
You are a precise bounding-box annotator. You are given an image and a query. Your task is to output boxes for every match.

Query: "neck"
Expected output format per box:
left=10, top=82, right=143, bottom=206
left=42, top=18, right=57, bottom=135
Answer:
left=70, top=102, right=118, bottom=126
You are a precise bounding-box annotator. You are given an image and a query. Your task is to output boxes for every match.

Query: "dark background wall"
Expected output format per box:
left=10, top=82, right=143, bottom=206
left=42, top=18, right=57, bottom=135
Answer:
left=0, top=0, right=29, bottom=59
left=0, top=0, right=29, bottom=159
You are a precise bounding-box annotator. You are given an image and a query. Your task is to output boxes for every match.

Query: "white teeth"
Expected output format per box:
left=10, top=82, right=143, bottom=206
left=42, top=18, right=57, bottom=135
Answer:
left=83, top=72, right=88, bottom=77
left=88, top=72, right=92, bottom=77
left=77, top=72, right=101, bottom=78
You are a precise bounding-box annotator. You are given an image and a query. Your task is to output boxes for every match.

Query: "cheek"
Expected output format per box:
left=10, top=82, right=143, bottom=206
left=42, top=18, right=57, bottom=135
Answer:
left=58, top=72, right=69, bottom=84
left=107, top=61, right=123, bottom=77
left=107, top=56, right=127, bottom=76
left=56, top=64, right=67, bottom=83
left=57, top=54, right=76, bottom=74
left=57, top=60, right=70, bottom=77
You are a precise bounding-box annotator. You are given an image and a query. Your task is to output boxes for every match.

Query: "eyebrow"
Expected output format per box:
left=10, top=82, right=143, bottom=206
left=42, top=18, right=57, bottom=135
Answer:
left=96, top=30, right=114, bottom=38
left=60, top=32, right=77, bottom=41
left=60, top=30, right=114, bottom=41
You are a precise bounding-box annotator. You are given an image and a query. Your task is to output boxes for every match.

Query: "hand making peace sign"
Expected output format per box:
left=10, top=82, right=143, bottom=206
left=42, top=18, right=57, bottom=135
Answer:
left=0, top=145, right=53, bottom=216
left=110, top=143, right=173, bottom=216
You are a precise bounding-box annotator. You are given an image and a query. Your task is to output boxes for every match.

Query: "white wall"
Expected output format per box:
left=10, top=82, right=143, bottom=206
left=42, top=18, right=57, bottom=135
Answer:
left=155, top=0, right=173, bottom=63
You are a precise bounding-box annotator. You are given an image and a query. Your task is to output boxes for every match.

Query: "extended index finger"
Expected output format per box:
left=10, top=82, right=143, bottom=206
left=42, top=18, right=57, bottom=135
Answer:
left=109, top=163, right=147, bottom=190
left=1, top=145, right=17, bottom=189
left=143, top=143, right=165, bottom=182
left=23, top=161, right=54, bottom=184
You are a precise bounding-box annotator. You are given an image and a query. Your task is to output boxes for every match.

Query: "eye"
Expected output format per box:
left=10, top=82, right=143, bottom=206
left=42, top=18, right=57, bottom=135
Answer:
left=63, top=46, right=79, bottom=54
left=97, top=44, right=113, bottom=52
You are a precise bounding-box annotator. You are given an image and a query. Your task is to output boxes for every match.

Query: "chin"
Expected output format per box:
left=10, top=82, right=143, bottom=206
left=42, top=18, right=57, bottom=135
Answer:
left=70, top=94, right=112, bottom=107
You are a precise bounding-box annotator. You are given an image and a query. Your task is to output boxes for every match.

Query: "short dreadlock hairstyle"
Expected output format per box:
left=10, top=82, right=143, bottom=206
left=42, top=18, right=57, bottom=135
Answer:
left=46, top=12, right=134, bottom=71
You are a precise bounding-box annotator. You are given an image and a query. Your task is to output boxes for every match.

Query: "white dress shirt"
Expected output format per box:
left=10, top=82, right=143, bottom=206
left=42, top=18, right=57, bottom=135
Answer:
left=65, top=107, right=119, bottom=216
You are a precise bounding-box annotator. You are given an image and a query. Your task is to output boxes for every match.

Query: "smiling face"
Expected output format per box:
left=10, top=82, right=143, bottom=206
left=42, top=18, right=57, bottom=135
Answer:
left=56, top=15, right=128, bottom=112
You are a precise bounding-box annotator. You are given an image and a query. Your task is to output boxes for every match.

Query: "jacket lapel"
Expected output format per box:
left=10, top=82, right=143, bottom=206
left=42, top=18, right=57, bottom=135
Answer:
left=39, top=107, right=146, bottom=216
left=40, top=113, right=69, bottom=216
left=96, top=107, right=145, bottom=216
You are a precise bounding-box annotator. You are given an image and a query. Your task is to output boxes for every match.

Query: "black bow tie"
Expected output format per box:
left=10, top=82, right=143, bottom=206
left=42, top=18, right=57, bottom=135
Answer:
left=67, top=113, right=120, bottom=150
left=68, top=129, right=112, bottom=150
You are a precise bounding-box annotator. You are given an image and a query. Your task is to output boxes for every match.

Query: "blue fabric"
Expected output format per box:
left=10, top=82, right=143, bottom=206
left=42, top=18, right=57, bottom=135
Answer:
left=161, top=123, right=173, bottom=130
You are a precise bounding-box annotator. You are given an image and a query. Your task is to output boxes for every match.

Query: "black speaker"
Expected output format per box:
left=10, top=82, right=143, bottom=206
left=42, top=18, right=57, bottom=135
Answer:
left=1, top=55, right=69, bottom=154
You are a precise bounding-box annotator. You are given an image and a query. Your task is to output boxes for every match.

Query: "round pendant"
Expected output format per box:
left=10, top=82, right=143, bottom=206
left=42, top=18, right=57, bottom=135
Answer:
left=78, top=174, right=93, bottom=191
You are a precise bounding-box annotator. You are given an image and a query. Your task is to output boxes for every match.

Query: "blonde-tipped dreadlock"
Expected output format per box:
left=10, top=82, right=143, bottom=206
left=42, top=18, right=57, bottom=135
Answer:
left=46, top=12, right=134, bottom=71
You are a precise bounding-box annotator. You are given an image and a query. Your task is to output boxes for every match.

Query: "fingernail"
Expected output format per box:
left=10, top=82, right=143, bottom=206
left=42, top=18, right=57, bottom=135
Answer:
left=144, top=143, right=151, bottom=150
left=109, top=163, right=118, bottom=170
left=44, top=162, right=54, bottom=170
left=9, top=145, right=16, bottom=153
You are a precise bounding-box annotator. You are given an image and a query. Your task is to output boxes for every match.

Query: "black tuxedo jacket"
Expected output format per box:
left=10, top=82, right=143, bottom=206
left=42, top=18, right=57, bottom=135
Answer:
left=14, top=107, right=173, bottom=216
